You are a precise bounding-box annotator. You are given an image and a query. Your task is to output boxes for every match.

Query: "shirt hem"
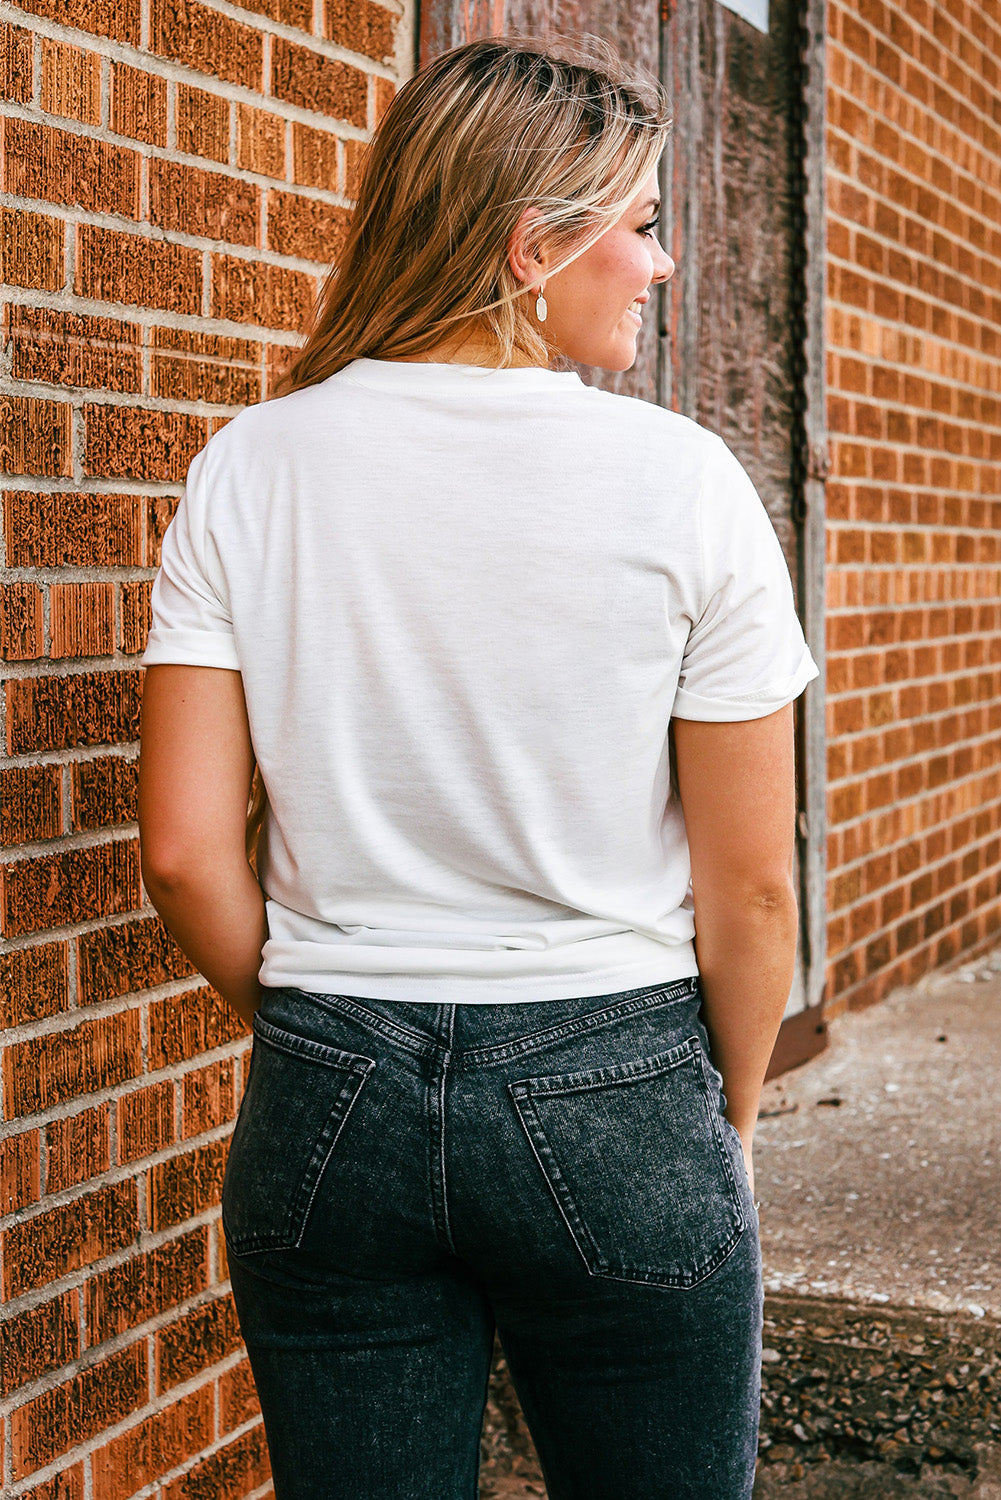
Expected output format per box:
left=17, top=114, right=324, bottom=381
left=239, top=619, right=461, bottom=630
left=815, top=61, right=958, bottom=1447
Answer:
left=258, top=945, right=699, bottom=1004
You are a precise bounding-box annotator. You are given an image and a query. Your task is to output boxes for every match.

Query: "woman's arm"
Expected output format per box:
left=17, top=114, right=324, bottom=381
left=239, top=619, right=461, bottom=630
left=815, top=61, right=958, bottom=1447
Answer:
left=138, top=664, right=268, bottom=1029
left=672, top=705, right=800, bottom=1188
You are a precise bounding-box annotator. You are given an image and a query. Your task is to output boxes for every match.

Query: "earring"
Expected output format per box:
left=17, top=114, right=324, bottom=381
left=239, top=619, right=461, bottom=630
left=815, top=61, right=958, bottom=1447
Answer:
left=535, top=283, right=548, bottom=322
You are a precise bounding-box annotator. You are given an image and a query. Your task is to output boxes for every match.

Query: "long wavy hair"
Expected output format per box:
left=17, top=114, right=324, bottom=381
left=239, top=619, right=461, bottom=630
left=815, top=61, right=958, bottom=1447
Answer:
left=275, top=35, right=671, bottom=392
left=246, top=35, right=671, bottom=862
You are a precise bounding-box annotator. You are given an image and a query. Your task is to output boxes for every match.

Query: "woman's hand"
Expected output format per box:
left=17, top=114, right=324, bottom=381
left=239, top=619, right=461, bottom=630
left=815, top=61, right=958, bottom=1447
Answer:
left=139, top=665, right=268, bottom=1028
left=673, top=705, right=799, bottom=1180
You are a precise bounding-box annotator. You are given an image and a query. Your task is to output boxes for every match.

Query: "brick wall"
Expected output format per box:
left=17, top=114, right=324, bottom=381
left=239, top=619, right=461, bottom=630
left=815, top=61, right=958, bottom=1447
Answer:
left=1, top=0, right=411, bottom=1492
left=824, top=0, right=1001, bottom=1012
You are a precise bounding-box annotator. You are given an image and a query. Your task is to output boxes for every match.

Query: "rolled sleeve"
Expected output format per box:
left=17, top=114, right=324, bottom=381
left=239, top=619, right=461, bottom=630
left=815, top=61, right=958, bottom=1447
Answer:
left=142, top=446, right=240, bottom=670
left=673, top=440, right=819, bottom=722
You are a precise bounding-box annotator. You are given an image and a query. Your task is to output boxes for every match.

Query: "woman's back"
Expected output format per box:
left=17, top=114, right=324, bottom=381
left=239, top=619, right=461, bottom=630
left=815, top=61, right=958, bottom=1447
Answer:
left=145, top=356, right=812, bottom=1001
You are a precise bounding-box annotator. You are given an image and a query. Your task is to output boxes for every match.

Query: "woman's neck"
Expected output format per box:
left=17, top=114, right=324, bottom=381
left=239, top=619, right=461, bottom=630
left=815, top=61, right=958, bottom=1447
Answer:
left=379, top=333, right=545, bottom=369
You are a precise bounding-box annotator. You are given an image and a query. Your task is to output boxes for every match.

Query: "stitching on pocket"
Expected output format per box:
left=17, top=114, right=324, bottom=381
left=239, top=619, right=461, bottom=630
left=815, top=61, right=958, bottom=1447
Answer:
left=460, top=979, right=700, bottom=1068
left=223, top=1020, right=376, bottom=1256
left=508, top=1036, right=745, bottom=1289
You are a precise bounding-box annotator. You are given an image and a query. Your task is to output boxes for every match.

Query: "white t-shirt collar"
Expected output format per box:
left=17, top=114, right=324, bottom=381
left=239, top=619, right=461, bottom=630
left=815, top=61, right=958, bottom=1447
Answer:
left=341, top=357, right=587, bottom=396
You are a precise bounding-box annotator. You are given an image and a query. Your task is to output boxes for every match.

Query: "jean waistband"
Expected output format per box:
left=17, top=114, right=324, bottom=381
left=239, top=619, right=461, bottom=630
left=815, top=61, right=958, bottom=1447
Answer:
left=258, top=976, right=701, bottom=1066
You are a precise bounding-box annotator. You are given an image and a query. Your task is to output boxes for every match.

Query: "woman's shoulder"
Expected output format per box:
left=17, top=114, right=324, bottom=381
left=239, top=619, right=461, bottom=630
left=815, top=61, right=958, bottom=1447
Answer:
left=584, top=384, right=721, bottom=446
left=579, top=385, right=730, bottom=480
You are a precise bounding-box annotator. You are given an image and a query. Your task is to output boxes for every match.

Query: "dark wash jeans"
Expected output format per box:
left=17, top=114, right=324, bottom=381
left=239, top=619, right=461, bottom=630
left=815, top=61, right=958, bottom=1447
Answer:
left=223, top=978, right=763, bottom=1499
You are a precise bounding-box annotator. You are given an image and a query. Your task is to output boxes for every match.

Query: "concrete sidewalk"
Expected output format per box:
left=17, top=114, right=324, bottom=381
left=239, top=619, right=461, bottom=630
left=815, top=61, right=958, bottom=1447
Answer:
left=755, top=952, right=1001, bottom=1322
left=480, top=950, right=1001, bottom=1497
left=751, top=951, right=1001, bottom=1497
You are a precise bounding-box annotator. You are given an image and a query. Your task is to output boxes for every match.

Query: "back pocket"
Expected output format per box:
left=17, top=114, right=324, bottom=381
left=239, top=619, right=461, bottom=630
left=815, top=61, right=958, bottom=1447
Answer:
left=223, top=1013, right=375, bottom=1256
left=509, top=1035, right=744, bottom=1289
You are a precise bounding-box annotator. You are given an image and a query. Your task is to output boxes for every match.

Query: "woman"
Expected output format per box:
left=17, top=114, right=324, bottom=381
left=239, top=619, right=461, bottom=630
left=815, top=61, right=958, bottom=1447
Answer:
left=139, top=36, right=817, bottom=1500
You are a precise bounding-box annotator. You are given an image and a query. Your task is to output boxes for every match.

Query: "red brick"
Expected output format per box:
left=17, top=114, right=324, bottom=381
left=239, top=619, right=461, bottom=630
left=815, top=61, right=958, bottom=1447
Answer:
left=6, top=306, right=142, bottom=393
left=181, top=1057, right=236, bottom=1138
left=1, top=21, right=33, bottom=101
left=2, top=1008, right=142, bottom=1118
left=211, top=253, right=317, bottom=331
left=148, top=984, right=246, bottom=1069
left=76, top=223, right=202, bottom=315
left=110, top=62, right=168, bottom=146
left=40, top=38, right=102, bottom=124
left=6, top=670, right=142, bottom=755
left=271, top=38, right=368, bottom=125
left=85, top=1227, right=208, bottom=1345
left=0, top=205, right=65, bottom=290
left=324, top=0, right=396, bottom=61
left=344, top=138, right=369, bottom=198
left=230, top=0, right=311, bottom=25
left=150, top=0, right=264, bottom=88
left=0, top=942, right=69, bottom=1028
left=148, top=1138, right=229, bottom=1232
left=236, top=104, right=286, bottom=178
left=116, top=1080, right=175, bottom=1163
left=91, top=1385, right=215, bottom=1500
left=14, top=0, right=140, bottom=43
left=2, top=1291, right=79, bottom=1391
left=72, top=755, right=139, bottom=832
left=2, top=1179, right=138, bottom=1298
left=10, top=1341, right=146, bottom=1479
left=3, top=118, right=140, bottom=217
left=149, top=157, right=259, bottom=244
left=150, top=328, right=262, bottom=406
left=3, top=490, right=143, bottom=567
left=84, top=404, right=208, bottom=482
left=155, top=1290, right=241, bottom=1390
left=14, top=1460, right=84, bottom=1500
left=1, top=1127, right=41, bottom=1214
left=118, top=579, right=149, bottom=654
left=267, top=187, right=350, bottom=262
left=0, top=395, right=72, bottom=477
left=177, top=83, right=231, bottom=163
left=77, top=915, right=196, bottom=1004
left=50, top=581, right=116, bottom=658
left=1, top=839, right=141, bottom=939
left=46, top=1104, right=111, bottom=1192
left=164, top=1423, right=271, bottom=1500
left=290, top=122, right=339, bottom=191
left=1, top=581, right=44, bottom=660
left=219, top=1358, right=261, bottom=1432
left=374, top=75, right=395, bottom=125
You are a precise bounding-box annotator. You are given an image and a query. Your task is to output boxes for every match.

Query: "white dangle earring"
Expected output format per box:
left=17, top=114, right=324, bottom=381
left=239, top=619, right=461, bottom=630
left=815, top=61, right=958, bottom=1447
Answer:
left=535, top=282, right=548, bottom=322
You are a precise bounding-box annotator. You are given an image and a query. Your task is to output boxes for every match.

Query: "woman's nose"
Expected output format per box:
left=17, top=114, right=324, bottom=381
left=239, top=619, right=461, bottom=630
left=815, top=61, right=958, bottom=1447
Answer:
left=653, top=243, right=675, bottom=284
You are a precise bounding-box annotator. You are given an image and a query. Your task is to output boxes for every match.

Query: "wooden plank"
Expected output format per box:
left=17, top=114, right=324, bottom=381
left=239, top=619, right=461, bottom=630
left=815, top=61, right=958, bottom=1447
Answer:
left=799, top=0, right=829, bottom=1016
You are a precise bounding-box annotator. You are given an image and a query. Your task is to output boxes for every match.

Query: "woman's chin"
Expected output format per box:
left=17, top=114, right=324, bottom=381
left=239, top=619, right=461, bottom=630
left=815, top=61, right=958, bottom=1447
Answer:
left=559, top=331, right=639, bottom=373
left=593, top=342, right=639, bottom=374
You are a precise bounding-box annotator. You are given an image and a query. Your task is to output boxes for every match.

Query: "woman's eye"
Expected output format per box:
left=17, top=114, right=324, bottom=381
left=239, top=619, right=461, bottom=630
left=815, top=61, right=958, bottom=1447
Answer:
left=640, top=218, right=660, bottom=237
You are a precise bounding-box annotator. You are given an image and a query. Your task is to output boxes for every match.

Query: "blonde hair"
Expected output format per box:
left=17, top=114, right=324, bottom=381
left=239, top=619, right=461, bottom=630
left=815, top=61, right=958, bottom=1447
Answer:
left=275, top=35, right=671, bottom=393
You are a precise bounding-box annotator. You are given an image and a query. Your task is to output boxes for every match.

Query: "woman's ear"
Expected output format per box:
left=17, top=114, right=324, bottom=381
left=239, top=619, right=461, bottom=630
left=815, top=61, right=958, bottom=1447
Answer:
left=507, top=205, right=547, bottom=287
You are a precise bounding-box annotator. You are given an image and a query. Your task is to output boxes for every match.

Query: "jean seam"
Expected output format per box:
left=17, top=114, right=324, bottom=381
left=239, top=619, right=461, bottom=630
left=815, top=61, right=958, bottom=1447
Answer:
left=457, top=978, right=699, bottom=1068
left=508, top=1035, right=698, bottom=1095
left=292, top=988, right=441, bottom=1059
left=429, top=1005, right=458, bottom=1254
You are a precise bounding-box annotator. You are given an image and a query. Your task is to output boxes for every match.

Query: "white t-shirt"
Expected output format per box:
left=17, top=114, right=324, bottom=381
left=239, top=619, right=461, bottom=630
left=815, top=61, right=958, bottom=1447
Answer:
left=144, top=358, right=818, bottom=1002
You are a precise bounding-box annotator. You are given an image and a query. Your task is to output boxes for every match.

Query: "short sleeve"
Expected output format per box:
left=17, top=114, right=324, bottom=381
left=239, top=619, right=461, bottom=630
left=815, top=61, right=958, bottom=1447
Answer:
left=672, top=440, right=819, bottom=722
left=142, top=446, right=240, bottom=671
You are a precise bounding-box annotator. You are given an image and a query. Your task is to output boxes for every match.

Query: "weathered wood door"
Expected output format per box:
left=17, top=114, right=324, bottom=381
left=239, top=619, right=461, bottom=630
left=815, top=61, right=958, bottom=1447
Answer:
left=419, top=0, right=827, bottom=1064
